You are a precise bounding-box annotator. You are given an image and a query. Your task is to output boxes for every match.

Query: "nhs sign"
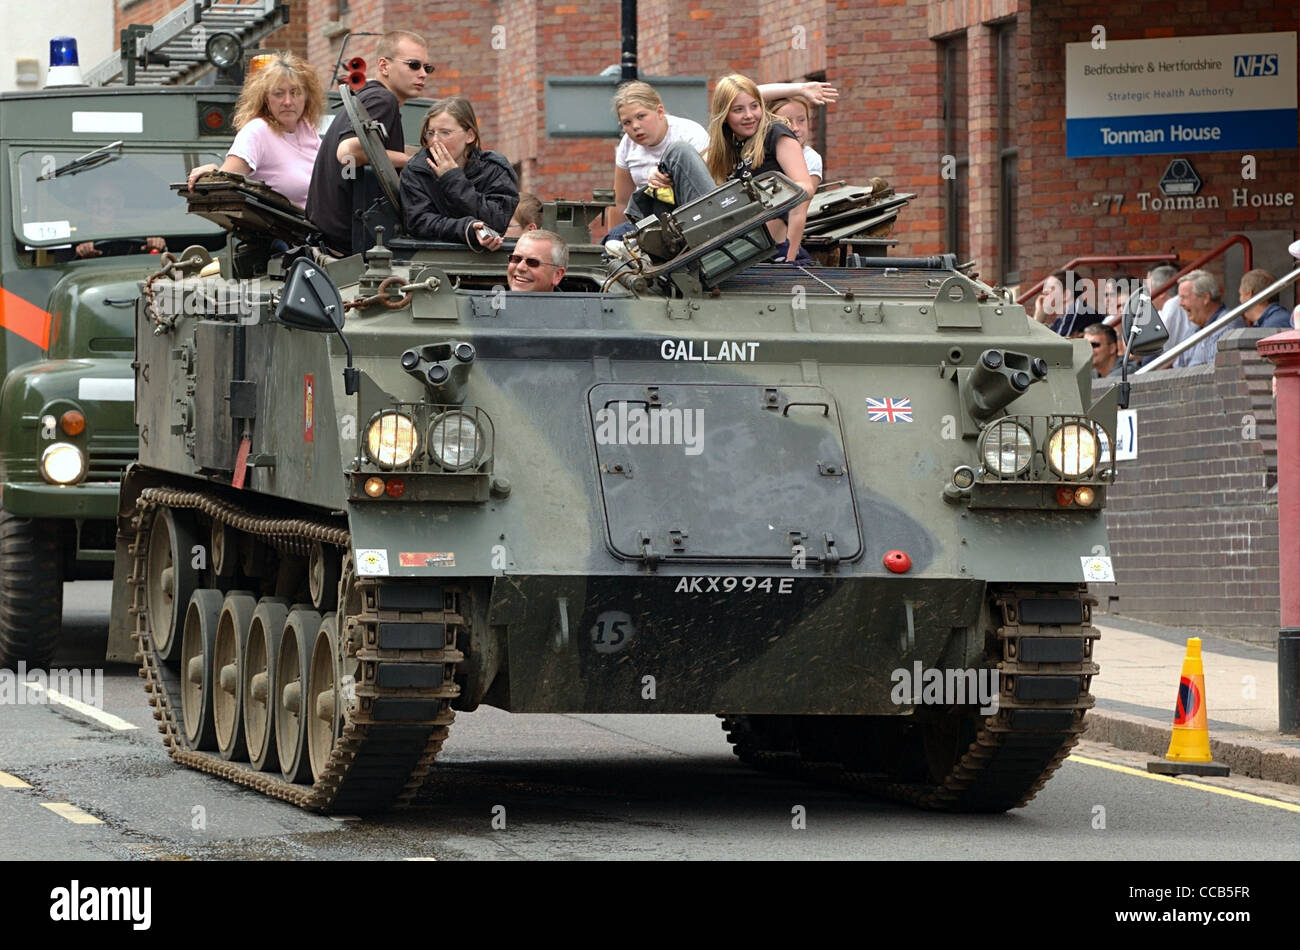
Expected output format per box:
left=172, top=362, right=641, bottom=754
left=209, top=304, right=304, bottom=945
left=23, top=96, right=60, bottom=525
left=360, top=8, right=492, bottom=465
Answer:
left=1234, top=53, right=1279, bottom=77
left=1067, top=32, right=1297, bottom=156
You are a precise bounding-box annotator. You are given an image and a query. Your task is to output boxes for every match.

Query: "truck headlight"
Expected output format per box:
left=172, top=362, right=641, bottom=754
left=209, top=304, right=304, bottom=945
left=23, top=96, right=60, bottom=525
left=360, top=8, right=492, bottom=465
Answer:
left=365, top=411, right=419, bottom=468
left=980, top=421, right=1033, bottom=476
left=428, top=411, right=484, bottom=471
left=1047, top=423, right=1098, bottom=477
left=41, top=443, right=86, bottom=485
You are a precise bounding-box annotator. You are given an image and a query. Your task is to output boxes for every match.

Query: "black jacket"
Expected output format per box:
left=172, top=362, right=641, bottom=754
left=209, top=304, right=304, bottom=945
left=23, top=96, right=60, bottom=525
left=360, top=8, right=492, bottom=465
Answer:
left=400, top=148, right=519, bottom=244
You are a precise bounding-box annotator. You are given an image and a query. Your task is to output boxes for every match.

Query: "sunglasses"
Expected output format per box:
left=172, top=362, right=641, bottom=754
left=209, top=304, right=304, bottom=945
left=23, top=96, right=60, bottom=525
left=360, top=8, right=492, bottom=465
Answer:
left=509, top=254, right=553, bottom=268
left=394, top=58, right=435, bottom=74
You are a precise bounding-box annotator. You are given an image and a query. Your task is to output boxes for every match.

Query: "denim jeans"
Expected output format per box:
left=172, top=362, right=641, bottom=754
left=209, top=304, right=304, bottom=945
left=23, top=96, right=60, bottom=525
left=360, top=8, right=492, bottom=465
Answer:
left=623, top=141, right=718, bottom=223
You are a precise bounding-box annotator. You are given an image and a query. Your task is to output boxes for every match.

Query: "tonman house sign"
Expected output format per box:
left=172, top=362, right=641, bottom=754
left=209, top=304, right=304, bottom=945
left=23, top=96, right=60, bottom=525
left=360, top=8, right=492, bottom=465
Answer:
left=1065, top=32, right=1298, bottom=157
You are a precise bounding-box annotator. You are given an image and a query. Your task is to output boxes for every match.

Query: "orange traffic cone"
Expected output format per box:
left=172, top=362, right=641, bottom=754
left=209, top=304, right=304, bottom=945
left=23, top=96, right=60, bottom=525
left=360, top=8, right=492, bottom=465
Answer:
left=1147, top=638, right=1229, bottom=776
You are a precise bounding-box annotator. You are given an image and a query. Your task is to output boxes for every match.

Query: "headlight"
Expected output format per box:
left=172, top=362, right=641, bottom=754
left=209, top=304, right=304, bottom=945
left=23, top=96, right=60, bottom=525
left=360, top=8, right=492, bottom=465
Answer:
left=365, top=412, right=419, bottom=468
left=428, top=411, right=484, bottom=471
left=980, top=421, right=1033, bottom=476
left=41, top=443, right=86, bottom=485
left=1047, top=423, right=1098, bottom=478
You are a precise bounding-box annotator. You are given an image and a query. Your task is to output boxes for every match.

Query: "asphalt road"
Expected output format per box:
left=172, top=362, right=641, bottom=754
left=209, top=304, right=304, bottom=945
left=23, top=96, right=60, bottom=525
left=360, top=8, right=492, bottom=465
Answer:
left=1, top=581, right=1295, bottom=862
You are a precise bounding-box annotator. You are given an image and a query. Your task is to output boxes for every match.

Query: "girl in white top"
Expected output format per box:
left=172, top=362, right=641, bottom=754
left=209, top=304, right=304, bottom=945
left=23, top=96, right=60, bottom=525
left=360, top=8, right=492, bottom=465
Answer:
left=610, top=81, right=710, bottom=229
left=186, top=52, right=324, bottom=208
left=766, top=97, right=824, bottom=191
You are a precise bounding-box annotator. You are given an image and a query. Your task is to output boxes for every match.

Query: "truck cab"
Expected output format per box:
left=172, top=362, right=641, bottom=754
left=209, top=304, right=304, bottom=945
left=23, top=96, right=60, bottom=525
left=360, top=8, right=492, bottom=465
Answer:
left=0, top=85, right=233, bottom=667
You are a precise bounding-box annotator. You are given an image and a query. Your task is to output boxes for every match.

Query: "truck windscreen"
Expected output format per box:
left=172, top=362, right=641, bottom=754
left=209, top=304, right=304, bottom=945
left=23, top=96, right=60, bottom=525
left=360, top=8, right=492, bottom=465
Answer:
left=13, top=147, right=225, bottom=247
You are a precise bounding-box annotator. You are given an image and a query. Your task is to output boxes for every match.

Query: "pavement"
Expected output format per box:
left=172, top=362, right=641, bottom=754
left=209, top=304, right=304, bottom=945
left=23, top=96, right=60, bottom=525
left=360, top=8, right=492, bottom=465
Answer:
left=1086, top=612, right=1299, bottom=785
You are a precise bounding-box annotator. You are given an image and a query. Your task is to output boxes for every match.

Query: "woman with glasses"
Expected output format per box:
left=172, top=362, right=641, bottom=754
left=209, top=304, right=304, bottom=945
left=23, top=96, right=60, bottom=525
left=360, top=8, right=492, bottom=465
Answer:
left=400, top=97, right=519, bottom=250
left=186, top=52, right=324, bottom=208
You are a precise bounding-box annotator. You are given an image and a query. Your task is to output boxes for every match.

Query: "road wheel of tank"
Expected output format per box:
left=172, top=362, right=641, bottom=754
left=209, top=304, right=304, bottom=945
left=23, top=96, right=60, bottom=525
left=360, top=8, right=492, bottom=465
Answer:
left=308, top=542, right=339, bottom=612
left=214, top=591, right=257, bottom=762
left=244, top=598, right=290, bottom=771
left=210, top=520, right=237, bottom=579
left=277, top=607, right=322, bottom=784
left=145, top=507, right=199, bottom=663
left=180, top=589, right=224, bottom=751
left=0, top=510, right=63, bottom=670
left=307, top=613, right=341, bottom=782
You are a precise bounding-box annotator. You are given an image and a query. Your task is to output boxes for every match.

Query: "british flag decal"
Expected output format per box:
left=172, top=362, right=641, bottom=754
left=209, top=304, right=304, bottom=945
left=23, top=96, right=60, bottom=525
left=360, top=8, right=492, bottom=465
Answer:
left=866, top=397, right=913, bottom=422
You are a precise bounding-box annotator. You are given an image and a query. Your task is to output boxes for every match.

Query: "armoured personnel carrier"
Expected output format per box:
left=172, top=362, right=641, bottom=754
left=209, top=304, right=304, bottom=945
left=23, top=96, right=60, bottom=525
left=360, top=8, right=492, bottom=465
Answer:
left=0, top=81, right=233, bottom=668
left=109, top=92, right=1168, bottom=813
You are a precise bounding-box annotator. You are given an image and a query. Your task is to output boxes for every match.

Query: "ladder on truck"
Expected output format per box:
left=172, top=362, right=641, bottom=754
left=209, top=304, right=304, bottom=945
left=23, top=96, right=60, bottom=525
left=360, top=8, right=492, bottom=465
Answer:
left=82, top=0, right=289, bottom=87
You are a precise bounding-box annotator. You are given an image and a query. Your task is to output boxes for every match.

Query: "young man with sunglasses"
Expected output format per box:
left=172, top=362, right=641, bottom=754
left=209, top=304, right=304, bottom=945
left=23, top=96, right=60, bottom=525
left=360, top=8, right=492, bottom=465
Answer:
left=507, top=230, right=567, bottom=292
left=306, top=30, right=432, bottom=256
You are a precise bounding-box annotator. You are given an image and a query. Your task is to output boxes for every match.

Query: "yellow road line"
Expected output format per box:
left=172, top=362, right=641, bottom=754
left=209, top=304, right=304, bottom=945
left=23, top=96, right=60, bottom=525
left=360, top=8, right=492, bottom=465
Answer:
left=0, top=771, right=31, bottom=789
left=40, top=802, right=103, bottom=824
left=1068, top=754, right=1300, bottom=812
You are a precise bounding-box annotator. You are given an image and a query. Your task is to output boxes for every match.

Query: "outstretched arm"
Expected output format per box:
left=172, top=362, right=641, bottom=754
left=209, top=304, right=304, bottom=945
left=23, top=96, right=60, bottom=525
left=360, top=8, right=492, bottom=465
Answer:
left=775, top=136, right=814, bottom=261
left=757, top=81, right=838, bottom=106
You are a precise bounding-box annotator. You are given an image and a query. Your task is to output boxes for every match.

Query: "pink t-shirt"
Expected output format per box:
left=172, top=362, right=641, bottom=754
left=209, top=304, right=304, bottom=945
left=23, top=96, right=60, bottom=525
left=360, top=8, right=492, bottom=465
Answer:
left=228, top=117, right=320, bottom=208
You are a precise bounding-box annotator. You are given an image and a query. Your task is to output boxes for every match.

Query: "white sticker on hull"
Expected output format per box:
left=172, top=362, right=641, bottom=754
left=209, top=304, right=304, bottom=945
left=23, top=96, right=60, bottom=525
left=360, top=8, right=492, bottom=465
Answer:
left=77, top=378, right=134, bottom=401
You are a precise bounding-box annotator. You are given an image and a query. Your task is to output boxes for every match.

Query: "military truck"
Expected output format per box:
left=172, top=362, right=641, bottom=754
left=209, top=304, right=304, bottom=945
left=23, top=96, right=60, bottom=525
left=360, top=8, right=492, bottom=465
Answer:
left=109, top=91, right=1168, bottom=813
left=0, top=84, right=236, bottom=668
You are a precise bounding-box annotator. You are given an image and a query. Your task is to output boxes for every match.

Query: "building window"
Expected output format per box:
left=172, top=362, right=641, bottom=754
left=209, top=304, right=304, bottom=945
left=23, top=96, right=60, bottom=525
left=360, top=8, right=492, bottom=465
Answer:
left=941, top=35, right=969, bottom=264
left=997, top=21, right=1019, bottom=286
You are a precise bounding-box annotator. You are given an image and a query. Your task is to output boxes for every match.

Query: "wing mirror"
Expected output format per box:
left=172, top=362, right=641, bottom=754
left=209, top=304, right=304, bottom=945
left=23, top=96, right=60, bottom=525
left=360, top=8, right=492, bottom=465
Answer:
left=275, top=257, right=358, bottom=394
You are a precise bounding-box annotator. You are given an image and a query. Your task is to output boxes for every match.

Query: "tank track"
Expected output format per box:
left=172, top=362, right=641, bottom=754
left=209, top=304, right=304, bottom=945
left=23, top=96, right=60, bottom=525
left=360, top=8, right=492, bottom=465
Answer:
left=720, top=587, right=1100, bottom=812
left=128, top=486, right=462, bottom=813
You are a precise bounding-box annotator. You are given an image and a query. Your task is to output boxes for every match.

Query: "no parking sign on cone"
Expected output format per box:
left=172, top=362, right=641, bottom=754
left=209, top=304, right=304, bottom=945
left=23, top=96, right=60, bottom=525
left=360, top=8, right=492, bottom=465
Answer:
left=1148, top=638, right=1230, bottom=776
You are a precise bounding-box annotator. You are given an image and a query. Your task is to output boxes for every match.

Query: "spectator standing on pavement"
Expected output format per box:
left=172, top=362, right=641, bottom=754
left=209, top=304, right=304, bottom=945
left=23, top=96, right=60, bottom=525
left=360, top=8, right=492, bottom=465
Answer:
left=1084, top=323, right=1132, bottom=378
left=306, top=30, right=430, bottom=256
left=1145, top=263, right=1192, bottom=365
left=1173, top=269, right=1243, bottom=368
left=1032, top=272, right=1065, bottom=326
left=1238, top=269, right=1293, bottom=329
left=1050, top=270, right=1102, bottom=337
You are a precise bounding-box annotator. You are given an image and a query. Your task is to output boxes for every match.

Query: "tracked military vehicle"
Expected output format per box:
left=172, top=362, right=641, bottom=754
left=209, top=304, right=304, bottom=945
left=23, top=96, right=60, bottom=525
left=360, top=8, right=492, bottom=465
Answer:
left=109, top=88, right=1169, bottom=813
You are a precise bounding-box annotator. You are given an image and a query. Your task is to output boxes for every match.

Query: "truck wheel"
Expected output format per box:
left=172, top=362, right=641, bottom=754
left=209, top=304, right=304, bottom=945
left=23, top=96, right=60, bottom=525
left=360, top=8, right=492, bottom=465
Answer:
left=0, top=510, right=64, bottom=670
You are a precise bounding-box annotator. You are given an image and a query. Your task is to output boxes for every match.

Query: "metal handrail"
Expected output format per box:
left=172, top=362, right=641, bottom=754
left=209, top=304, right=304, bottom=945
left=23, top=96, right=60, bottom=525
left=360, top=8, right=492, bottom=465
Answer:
left=1015, top=254, right=1178, bottom=305
left=1148, top=234, right=1254, bottom=303
left=1135, top=264, right=1300, bottom=373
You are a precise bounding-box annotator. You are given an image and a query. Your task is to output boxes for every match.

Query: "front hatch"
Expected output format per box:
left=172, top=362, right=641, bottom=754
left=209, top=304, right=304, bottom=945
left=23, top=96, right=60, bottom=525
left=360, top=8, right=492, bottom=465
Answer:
left=589, top=383, right=862, bottom=565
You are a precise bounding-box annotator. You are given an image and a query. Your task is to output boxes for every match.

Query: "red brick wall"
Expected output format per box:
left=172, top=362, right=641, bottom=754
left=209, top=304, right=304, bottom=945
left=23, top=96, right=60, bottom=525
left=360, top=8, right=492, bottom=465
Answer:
left=119, top=0, right=1300, bottom=270
left=1020, top=3, right=1300, bottom=291
left=1095, top=331, right=1282, bottom=645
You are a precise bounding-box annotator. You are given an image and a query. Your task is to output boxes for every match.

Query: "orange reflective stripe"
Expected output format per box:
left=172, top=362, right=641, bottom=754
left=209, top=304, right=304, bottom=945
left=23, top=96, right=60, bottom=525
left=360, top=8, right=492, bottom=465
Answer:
left=0, top=287, right=51, bottom=349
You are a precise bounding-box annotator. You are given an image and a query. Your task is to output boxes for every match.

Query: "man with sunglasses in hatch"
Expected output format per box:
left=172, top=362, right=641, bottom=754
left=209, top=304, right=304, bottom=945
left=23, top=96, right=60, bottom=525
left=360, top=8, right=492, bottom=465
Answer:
left=306, top=30, right=433, bottom=257
left=507, top=230, right=568, bottom=292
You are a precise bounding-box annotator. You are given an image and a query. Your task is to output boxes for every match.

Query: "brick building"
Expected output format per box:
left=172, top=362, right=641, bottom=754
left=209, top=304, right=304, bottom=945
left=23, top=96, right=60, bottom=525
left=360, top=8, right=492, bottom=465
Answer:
left=113, top=0, right=1297, bottom=290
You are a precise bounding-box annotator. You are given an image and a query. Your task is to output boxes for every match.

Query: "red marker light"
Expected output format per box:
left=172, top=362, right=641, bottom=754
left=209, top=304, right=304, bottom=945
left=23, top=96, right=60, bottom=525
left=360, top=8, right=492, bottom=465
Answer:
left=1056, top=487, right=1076, bottom=507
left=883, top=550, right=912, bottom=573
left=385, top=478, right=406, bottom=498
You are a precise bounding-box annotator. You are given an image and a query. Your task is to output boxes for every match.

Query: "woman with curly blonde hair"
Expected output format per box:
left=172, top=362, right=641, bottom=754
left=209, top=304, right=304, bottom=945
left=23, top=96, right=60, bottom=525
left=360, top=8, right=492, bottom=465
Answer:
left=186, top=52, right=324, bottom=208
